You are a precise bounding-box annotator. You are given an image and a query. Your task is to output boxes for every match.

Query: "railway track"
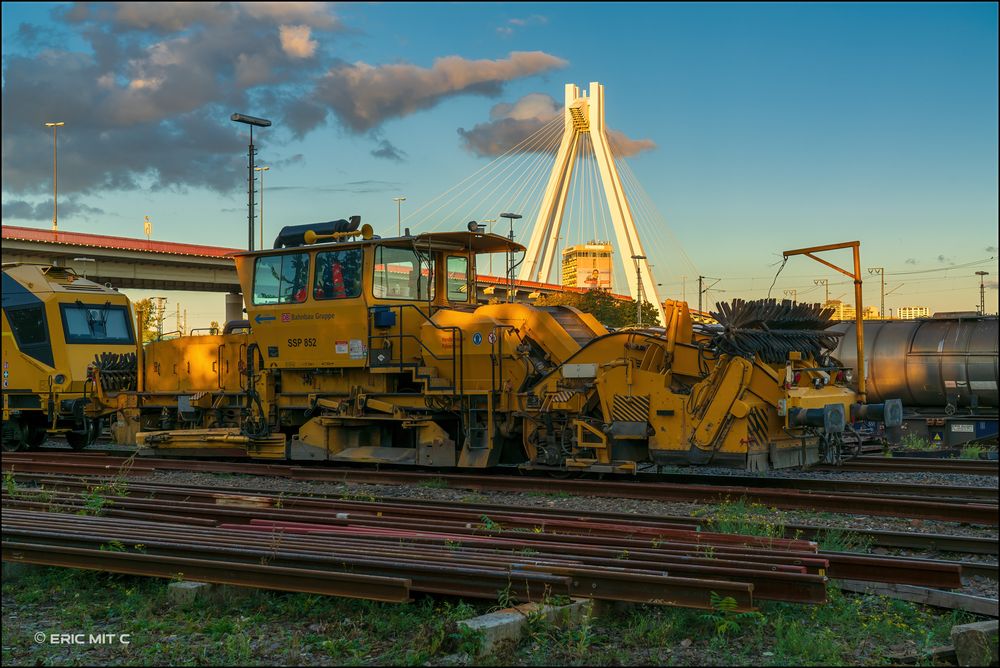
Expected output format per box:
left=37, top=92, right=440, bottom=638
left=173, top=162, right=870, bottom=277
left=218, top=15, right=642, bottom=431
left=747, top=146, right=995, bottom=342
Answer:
left=817, top=456, right=998, bottom=476
left=8, top=451, right=1000, bottom=500
left=3, top=452, right=997, bottom=525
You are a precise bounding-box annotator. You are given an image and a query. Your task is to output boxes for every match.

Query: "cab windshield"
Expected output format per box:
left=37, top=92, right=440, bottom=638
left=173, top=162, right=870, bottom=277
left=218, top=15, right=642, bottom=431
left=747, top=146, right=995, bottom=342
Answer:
left=372, top=246, right=435, bottom=301
left=313, top=248, right=362, bottom=300
left=253, top=253, right=310, bottom=304
left=60, top=303, right=134, bottom=344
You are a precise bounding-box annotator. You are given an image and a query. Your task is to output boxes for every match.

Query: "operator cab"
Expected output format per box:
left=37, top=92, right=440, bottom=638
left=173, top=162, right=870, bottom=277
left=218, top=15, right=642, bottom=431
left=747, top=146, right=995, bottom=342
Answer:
left=237, top=218, right=524, bottom=311
left=229, top=218, right=525, bottom=369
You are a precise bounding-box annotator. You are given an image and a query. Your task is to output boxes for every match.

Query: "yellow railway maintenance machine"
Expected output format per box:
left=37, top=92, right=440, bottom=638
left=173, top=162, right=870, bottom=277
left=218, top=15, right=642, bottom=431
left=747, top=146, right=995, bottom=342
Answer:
left=2, top=263, right=137, bottom=451
left=120, top=218, right=901, bottom=470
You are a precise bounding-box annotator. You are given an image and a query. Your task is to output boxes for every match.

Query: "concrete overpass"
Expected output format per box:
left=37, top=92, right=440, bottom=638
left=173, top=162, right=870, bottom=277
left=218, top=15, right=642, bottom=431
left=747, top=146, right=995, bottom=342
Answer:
left=1, top=225, right=243, bottom=292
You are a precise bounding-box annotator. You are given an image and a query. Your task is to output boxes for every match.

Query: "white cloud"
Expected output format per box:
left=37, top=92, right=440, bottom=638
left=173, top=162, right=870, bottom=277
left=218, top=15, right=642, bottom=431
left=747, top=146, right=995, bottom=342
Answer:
left=127, top=77, right=162, bottom=91
left=279, top=25, right=317, bottom=59
left=289, top=51, right=568, bottom=134
left=240, top=2, right=338, bottom=29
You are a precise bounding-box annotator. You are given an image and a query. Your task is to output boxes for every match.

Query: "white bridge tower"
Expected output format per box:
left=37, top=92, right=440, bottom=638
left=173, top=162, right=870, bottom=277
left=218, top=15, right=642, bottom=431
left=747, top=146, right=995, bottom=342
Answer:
left=519, top=82, right=663, bottom=323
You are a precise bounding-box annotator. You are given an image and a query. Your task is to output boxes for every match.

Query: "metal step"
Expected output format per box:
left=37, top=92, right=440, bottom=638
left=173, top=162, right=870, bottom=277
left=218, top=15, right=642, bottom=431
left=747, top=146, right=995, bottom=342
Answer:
left=464, top=399, right=491, bottom=450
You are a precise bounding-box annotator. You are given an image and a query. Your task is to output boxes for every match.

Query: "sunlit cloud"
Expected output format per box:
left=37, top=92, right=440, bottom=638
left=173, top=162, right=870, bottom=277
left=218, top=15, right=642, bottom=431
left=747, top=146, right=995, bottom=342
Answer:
left=286, top=52, right=568, bottom=136
left=279, top=25, right=317, bottom=58
left=458, top=92, right=656, bottom=157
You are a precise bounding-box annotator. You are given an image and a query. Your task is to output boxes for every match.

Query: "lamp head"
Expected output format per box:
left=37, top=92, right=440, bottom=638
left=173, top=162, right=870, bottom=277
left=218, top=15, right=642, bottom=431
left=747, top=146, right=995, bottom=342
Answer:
left=230, top=113, right=272, bottom=127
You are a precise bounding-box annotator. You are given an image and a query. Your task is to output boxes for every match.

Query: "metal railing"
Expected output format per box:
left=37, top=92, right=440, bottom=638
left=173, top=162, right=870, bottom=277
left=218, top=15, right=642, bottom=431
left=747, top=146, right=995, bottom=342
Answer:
left=367, top=304, right=464, bottom=395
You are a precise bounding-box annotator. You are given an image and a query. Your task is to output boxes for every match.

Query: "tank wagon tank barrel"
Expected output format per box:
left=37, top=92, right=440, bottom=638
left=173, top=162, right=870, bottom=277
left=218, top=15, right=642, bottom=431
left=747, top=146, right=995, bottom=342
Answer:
left=831, top=317, right=998, bottom=409
left=831, top=316, right=998, bottom=447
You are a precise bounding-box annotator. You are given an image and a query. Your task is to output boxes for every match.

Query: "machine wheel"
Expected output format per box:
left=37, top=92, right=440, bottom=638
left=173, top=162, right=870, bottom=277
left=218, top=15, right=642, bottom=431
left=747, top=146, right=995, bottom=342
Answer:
left=25, top=420, right=48, bottom=448
left=2, top=420, right=28, bottom=452
left=66, top=418, right=101, bottom=450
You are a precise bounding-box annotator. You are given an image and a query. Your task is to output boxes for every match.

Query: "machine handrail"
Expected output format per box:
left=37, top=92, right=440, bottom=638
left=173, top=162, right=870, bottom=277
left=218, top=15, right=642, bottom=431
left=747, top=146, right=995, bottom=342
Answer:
left=367, top=303, right=464, bottom=395
left=489, top=324, right=518, bottom=397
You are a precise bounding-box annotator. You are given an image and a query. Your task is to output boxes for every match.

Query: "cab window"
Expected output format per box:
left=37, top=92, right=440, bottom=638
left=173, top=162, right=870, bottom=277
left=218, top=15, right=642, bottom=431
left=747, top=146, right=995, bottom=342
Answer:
left=372, top=246, right=435, bottom=300
left=6, top=305, right=47, bottom=346
left=60, top=304, right=134, bottom=344
left=313, top=248, right=362, bottom=300
left=253, top=253, right=310, bottom=304
left=446, top=256, right=469, bottom=301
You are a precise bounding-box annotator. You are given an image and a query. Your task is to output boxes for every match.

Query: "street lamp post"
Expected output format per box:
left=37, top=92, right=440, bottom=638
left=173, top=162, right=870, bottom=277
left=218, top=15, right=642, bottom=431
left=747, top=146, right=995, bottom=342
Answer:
left=631, top=254, right=647, bottom=327
left=783, top=289, right=797, bottom=303
left=45, top=122, right=65, bottom=231
left=500, top=212, right=522, bottom=301
left=230, top=113, right=272, bottom=252
left=393, top=196, right=406, bottom=236
left=976, top=271, right=990, bottom=314
left=255, top=166, right=270, bottom=249
left=481, top=218, right=498, bottom=275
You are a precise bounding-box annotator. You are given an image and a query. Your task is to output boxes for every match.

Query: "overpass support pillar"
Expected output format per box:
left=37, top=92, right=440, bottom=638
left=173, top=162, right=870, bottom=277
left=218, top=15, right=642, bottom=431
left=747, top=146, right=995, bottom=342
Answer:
left=225, top=293, right=244, bottom=324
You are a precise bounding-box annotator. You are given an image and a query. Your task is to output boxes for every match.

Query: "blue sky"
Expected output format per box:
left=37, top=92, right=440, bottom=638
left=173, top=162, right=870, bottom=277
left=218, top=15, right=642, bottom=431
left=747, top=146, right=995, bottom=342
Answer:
left=2, top=2, right=997, bottom=325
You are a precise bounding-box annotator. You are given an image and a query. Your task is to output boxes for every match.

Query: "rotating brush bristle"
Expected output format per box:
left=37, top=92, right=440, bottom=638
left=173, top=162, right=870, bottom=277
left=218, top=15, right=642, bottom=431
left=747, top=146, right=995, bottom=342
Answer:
left=709, top=299, right=842, bottom=364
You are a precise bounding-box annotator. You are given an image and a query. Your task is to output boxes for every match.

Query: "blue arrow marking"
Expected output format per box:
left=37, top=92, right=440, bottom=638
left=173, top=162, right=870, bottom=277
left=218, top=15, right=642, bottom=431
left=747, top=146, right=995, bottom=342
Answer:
left=255, top=314, right=276, bottom=324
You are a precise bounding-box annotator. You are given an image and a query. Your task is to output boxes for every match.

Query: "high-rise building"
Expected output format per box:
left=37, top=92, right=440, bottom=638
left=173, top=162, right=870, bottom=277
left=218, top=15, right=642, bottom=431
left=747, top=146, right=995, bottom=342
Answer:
left=897, top=306, right=930, bottom=320
left=561, top=241, right=613, bottom=290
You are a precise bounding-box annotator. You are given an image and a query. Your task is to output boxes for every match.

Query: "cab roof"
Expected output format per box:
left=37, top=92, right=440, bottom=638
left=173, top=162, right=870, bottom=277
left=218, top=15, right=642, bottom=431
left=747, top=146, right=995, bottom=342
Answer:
left=234, top=229, right=526, bottom=257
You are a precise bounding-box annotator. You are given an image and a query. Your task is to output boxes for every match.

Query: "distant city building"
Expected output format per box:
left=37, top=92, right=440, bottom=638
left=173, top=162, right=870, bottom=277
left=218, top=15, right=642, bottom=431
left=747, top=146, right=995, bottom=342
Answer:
left=897, top=306, right=930, bottom=320
left=561, top=241, right=613, bottom=291
left=824, top=299, right=856, bottom=321
left=862, top=306, right=882, bottom=320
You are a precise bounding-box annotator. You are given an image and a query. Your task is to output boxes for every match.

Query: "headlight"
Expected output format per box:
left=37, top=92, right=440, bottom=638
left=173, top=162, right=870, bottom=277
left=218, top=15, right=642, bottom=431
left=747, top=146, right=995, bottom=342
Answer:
left=844, top=369, right=854, bottom=383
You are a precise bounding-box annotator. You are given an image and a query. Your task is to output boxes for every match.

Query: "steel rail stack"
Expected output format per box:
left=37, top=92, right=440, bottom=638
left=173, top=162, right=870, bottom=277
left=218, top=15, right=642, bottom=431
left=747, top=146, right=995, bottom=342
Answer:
left=1, top=480, right=973, bottom=611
